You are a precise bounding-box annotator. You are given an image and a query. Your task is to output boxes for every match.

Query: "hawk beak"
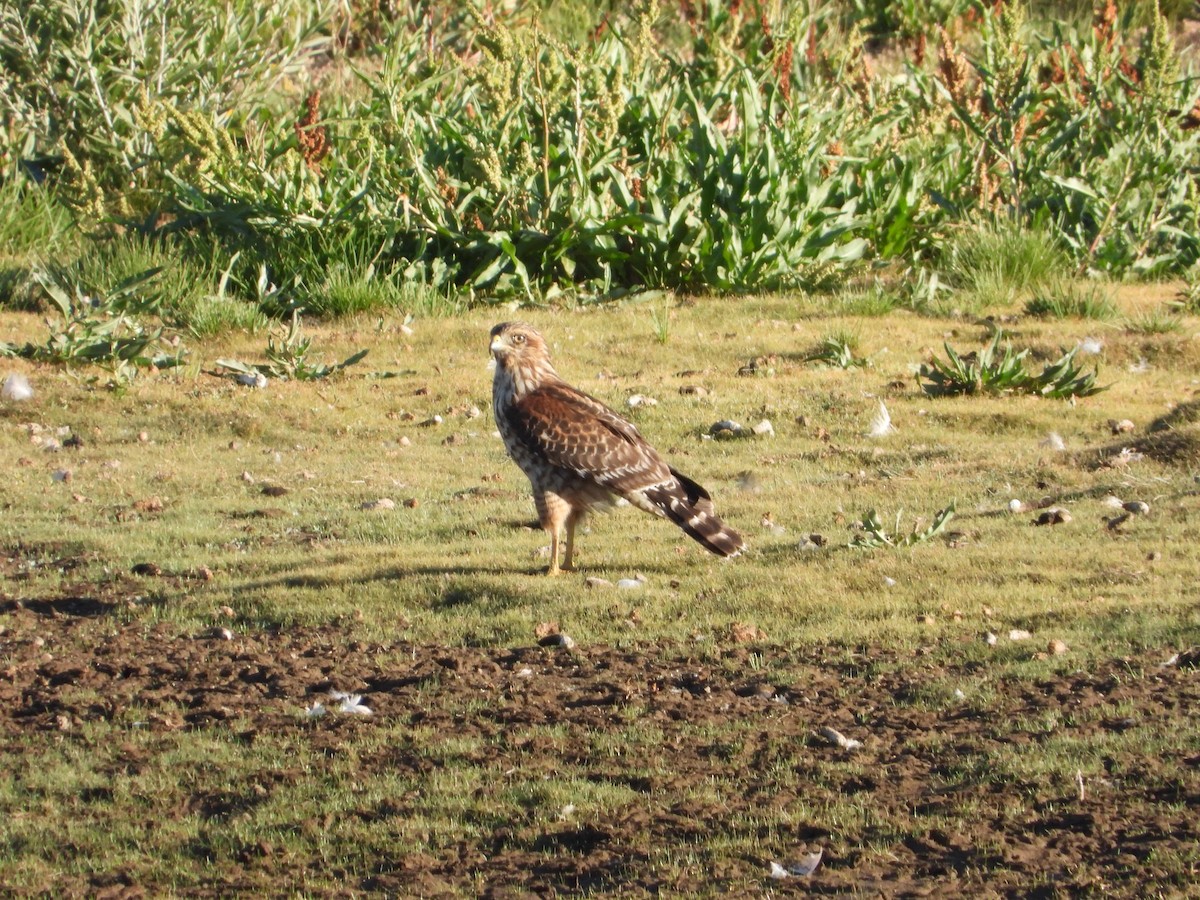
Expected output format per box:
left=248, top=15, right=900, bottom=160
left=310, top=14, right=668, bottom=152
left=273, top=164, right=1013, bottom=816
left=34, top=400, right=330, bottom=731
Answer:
left=489, top=337, right=504, bottom=355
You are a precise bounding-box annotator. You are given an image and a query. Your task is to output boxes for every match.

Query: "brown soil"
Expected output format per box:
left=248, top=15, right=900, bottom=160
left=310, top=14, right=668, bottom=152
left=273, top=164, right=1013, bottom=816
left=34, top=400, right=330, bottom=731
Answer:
left=2, top=598, right=1198, bottom=898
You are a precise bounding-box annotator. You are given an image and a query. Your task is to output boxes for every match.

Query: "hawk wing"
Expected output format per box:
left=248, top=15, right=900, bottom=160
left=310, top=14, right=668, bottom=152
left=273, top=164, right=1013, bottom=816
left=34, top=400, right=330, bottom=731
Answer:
left=502, top=382, right=671, bottom=494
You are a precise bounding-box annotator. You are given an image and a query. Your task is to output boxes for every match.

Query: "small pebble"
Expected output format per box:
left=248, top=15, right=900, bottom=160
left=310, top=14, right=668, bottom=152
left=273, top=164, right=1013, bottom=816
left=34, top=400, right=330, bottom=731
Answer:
left=818, top=726, right=862, bottom=751
left=235, top=372, right=268, bottom=389
left=709, top=419, right=744, bottom=438
left=1034, top=508, right=1071, bottom=526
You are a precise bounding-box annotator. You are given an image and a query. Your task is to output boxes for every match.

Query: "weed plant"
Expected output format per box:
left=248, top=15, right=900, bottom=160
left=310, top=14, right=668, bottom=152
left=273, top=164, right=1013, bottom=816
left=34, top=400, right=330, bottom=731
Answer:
left=805, top=332, right=870, bottom=368
left=4, top=0, right=1198, bottom=314
left=919, top=331, right=1104, bottom=398
left=0, top=268, right=183, bottom=384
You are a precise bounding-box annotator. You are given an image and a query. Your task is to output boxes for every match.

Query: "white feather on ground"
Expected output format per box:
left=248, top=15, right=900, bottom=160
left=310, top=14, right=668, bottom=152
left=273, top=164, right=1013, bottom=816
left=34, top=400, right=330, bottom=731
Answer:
left=867, top=401, right=895, bottom=437
left=1, top=373, right=33, bottom=401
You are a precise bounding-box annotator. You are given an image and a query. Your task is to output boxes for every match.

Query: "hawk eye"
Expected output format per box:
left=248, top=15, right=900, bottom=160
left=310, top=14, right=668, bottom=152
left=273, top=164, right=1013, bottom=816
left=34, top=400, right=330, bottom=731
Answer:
left=511, top=333, right=526, bottom=344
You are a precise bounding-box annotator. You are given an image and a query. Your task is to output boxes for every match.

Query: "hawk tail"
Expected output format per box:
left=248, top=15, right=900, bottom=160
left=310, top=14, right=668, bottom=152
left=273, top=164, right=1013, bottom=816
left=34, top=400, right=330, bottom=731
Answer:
left=644, top=468, right=744, bottom=558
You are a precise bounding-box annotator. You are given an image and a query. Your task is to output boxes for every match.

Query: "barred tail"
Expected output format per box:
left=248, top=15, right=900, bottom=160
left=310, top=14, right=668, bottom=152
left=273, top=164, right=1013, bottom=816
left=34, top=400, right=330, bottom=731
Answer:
left=643, top=468, right=744, bottom=558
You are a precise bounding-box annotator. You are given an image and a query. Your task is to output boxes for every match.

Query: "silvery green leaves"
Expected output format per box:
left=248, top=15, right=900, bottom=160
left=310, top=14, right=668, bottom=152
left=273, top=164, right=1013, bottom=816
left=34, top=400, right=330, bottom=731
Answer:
left=918, top=331, right=1105, bottom=399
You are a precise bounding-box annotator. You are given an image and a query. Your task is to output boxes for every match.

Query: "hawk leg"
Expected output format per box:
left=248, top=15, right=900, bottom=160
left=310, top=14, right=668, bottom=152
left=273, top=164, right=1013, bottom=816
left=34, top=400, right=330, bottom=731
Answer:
left=537, top=491, right=575, bottom=576
left=561, top=510, right=584, bottom=572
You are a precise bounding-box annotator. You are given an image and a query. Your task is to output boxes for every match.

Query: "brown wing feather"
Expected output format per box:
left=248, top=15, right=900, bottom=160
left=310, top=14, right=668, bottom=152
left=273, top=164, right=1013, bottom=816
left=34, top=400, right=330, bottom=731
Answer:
left=503, top=382, right=670, bottom=492
left=500, top=374, right=744, bottom=558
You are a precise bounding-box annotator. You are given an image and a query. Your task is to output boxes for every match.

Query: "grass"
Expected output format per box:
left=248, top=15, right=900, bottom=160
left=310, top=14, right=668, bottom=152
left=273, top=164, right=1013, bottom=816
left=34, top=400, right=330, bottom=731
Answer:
left=1024, top=282, right=1120, bottom=320
left=941, top=224, right=1072, bottom=312
left=1125, top=308, right=1185, bottom=335
left=2, top=287, right=1197, bottom=649
left=2, top=286, right=1199, bottom=893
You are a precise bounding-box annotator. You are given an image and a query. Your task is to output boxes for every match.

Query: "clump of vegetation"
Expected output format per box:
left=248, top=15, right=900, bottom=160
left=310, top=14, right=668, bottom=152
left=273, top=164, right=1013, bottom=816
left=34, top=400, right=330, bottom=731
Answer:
left=215, top=311, right=367, bottom=382
left=1024, top=283, right=1118, bottom=320
left=919, top=331, right=1105, bottom=398
left=1125, top=309, right=1184, bottom=335
left=804, top=332, right=870, bottom=368
left=942, top=224, right=1070, bottom=310
left=834, top=284, right=903, bottom=317
left=2, top=0, right=1197, bottom=319
left=0, top=268, right=183, bottom=385
left=850, top=504, right=956, bottom=549
left=1171, top=268, right=1200, bottom=314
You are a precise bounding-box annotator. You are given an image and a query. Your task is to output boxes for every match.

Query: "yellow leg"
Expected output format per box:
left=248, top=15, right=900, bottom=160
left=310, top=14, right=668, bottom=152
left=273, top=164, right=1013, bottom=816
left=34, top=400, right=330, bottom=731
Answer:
left=536, top=491, right=571, bottom=576
left=562, top=512, right=581, bottom=572
left=547, top=526, right=562, bottom=576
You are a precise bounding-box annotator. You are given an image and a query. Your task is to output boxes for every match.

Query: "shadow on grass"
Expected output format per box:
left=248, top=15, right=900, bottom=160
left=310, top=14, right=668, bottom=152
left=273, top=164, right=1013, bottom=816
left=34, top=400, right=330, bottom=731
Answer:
left=8, top=596, right=117, bottom=617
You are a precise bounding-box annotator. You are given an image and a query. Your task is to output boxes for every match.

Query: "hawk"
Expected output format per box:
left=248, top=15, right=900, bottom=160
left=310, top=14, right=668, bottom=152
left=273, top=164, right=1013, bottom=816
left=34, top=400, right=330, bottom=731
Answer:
left=489, top=322, right=744, bottom=575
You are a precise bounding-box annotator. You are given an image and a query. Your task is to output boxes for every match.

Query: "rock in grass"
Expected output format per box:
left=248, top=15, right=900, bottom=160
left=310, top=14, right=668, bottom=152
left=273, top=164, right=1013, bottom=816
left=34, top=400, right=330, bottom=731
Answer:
left=235, top=372, right=268, bottom=389
left=1034, top=508, right=1071, bottom=526
left=818, top=726, right=862, bottom=751
left=361, top=498, right=395, bottom=511
left=709, top=419, right=745, bottom=439
left=538, top=633, right=576, bottom=650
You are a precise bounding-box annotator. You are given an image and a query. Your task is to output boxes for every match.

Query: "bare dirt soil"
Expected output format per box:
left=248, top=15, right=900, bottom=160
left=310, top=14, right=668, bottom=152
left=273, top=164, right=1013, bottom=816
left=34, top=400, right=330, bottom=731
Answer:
left=2, top=594, right=1198, bottom=898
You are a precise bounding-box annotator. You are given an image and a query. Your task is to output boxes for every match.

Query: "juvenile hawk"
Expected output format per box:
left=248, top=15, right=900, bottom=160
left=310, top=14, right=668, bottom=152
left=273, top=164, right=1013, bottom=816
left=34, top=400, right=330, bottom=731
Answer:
left=490, top=322, right=744, bottom=575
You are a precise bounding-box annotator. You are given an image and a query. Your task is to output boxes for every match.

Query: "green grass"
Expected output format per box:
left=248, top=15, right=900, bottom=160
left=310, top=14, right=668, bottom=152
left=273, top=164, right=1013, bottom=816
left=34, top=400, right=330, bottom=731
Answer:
left=2, top=288, right=1199, bottom=894
left=3, top=291, right=1197, bottom=649
left=1125, top=308, right=1185, bottom=335
left=0, top=181, right=75, bottom=311
left=940, top=224, right=1072, bottom=312
left=1024, top=282, right=1120, bottom=320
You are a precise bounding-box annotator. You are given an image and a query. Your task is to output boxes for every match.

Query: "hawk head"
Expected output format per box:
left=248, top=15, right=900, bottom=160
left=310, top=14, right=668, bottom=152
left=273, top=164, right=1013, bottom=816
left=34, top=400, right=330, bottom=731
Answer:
left=489, top=322, right=548, bottom=365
